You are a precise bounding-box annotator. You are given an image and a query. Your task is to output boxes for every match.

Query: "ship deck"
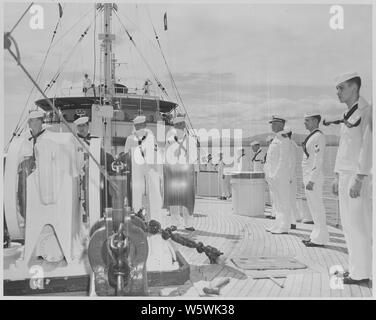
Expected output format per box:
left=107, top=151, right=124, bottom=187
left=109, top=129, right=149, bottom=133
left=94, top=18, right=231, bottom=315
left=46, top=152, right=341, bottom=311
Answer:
left=29, top=197, right=372, bottom=298
left=149, top=197, right=372, bottom=298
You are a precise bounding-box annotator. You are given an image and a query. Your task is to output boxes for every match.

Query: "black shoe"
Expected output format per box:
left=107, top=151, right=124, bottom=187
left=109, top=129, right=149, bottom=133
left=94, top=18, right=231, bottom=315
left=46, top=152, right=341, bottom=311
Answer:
left=290, top=224, right=296, bottom=230
left=303, top=240, right=324, bottom=247
left=270, top=216, right=276, bottom=220
left=343, top=276, right=370, bottom=285
left=303, top=220, right=314, bottom=224
left=185, top=227, right=195, bottom=232
left=302, top=239, right=310, bottom=244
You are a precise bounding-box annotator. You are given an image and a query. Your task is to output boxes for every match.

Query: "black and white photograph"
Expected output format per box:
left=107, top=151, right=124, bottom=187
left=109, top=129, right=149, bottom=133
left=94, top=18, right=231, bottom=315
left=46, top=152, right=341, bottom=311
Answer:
left=2, top=1, right=374, bottom=299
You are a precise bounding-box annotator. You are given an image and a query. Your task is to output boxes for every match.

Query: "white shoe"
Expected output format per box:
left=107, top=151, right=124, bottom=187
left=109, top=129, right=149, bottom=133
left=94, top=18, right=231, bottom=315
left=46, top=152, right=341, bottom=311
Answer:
left=271, top=229, right=289, bottom=234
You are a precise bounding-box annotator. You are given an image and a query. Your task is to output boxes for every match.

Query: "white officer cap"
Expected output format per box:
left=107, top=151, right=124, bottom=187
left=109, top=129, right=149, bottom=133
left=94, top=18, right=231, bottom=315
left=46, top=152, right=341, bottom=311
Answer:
left=269, top=115, right=286, bottom=123
left=250, top=140, right=260, bottom=146
left=304, top=110, right=321, bottom=118
left=133, top=115, right=146, bottom=125
left=334, top=72, right=360, bottom=87
left=28, top=110, right=45, bottom=120
left=74, top=116, right=89, bottom=126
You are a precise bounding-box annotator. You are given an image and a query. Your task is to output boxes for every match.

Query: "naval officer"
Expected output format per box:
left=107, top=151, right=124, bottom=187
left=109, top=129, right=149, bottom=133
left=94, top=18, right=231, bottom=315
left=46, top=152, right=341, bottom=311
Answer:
left=331, top=72, right=372, bottom=284
left=264, top=116, right=291, bottom=234
left=301, top=112, right=329, bottom=247
left=166, top=115, right=196, bottom=231
left=250, top=141, right=265, bottom=172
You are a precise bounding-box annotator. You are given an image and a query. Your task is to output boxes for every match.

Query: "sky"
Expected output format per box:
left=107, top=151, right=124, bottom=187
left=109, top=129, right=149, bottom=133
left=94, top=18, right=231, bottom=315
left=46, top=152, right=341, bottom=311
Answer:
left=3, top=1, right=373, bottom=143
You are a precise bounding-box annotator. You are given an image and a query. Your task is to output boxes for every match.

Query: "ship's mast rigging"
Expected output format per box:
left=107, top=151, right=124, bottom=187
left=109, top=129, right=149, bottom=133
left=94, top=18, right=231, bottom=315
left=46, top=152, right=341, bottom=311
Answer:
left=98, top=3, right=116, bottom=102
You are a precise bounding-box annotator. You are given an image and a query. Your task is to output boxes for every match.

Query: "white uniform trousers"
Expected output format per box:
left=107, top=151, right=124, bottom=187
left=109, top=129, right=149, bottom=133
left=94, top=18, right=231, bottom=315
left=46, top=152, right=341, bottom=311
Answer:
left=304, top=176, right=329, bottom=245
left=219, top=174, right=231, bottom=198
left=170, top=206, right=194, bottom=228
left=270, top=178, right=291, bottom=233
left=289, top=178, right=299, bottom=224
left=132, top=163, right=148, bottom=214
left=266, top=180, right=276, bottom=218
left=338, top=172, right=372, bottom=280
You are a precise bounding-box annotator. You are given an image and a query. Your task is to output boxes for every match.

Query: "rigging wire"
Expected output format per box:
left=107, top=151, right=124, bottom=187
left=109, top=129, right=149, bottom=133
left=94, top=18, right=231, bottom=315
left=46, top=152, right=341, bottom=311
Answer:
left=4, top=33, right=119, bottom=193
left=8, top=2, right=34, bottom=35
left=93, top=3, right=97, bottom=84
left=145, top=8, right=196, bottom=137
left=44, top=11, right=99, bottom=94
left=114, top=11, right=169, bottom=101
left=5, top=3, right=65, bottom=151
left=49, top=7, right=94, bottom=50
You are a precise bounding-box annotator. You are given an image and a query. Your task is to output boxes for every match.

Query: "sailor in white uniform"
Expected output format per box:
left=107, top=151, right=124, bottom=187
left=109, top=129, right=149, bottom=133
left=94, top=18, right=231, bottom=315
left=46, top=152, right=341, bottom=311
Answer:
left=124, top=115, right=158, bottom=216
left=234, top=147, right=252, bottom=172
left=166, top=115, right=197, bottom=231
left=264, top=135, right=276, bottom=219
left=27, top=110, right=48, bottom=153
left=82, top=74, right=92, bottom=96
left=281, top=126, right=299, bottom=229
left=330, top=72, right=372, bottom=284
left=216, top=152, right=231, bottom=200
left=74, top=116, right=92, bottom=145
left=22, top=110, right=49, bottom=169
left=301, top=112, right=329, bottom=247
left=264, top=116, right=291, bottom=234
left=250, top=140, right=265, bottom=172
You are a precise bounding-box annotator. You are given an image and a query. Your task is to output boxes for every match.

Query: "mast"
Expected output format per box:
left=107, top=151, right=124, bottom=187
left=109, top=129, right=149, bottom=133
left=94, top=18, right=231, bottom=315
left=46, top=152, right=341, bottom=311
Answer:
left=98, top=3, right=116, bottom=100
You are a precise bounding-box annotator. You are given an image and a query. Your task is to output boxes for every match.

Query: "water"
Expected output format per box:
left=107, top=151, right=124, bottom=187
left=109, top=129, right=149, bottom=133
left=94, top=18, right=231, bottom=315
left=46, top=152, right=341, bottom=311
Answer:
left=201, top=145, right=340, bottom=228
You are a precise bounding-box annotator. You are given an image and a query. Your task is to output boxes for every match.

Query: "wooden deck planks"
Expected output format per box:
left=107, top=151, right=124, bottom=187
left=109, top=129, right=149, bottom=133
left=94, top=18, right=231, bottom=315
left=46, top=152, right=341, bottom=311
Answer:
left=170, top=198, right=372, bottom=298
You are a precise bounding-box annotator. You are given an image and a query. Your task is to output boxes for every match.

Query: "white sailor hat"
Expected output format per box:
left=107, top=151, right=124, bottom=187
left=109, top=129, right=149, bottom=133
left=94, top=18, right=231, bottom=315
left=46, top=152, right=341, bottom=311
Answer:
left=304, top=110, right=321, bottom=118
left=250, top=140, right=260, bottom=146
left=74, top=116, right=89, bottom=126
left=28, top=110, right=45, bottom=120
left=133, top=115, right=146, bottom=125
left=269, top=116, right=286, bottom=123
left=334, top=72, right=360, bottom=87
left=172, top=115, right=186, bottom=125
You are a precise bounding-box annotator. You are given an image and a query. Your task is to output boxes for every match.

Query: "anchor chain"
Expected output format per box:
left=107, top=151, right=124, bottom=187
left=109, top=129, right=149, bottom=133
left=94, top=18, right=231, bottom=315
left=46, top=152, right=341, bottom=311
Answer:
left=133, top=210, right=223, bottom=264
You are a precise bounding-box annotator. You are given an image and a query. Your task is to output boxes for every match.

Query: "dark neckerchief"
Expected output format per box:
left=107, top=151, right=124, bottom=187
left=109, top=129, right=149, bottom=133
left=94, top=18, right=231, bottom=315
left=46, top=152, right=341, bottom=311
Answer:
left=302, top=129, right=322, bottom=159
left=323, top=103, right=361, bottom=128
left=77, top=133, right=92, bottom=145
left=174, top=134, right=187, bottom=156
left=237, top=153, right=245, bottom=162
left=28, top=129, right=46, bottom=160
left=28, top=129, right=46, bottom=144
left=252, top=149, right=262, bottom=162
left=134, top=131, right=148, bottom=158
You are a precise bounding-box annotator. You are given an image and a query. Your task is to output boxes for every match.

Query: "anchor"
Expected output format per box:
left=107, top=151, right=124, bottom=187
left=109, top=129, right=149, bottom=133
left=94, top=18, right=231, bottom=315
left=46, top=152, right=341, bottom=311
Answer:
left=88, top=158, right=149, bottom=296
